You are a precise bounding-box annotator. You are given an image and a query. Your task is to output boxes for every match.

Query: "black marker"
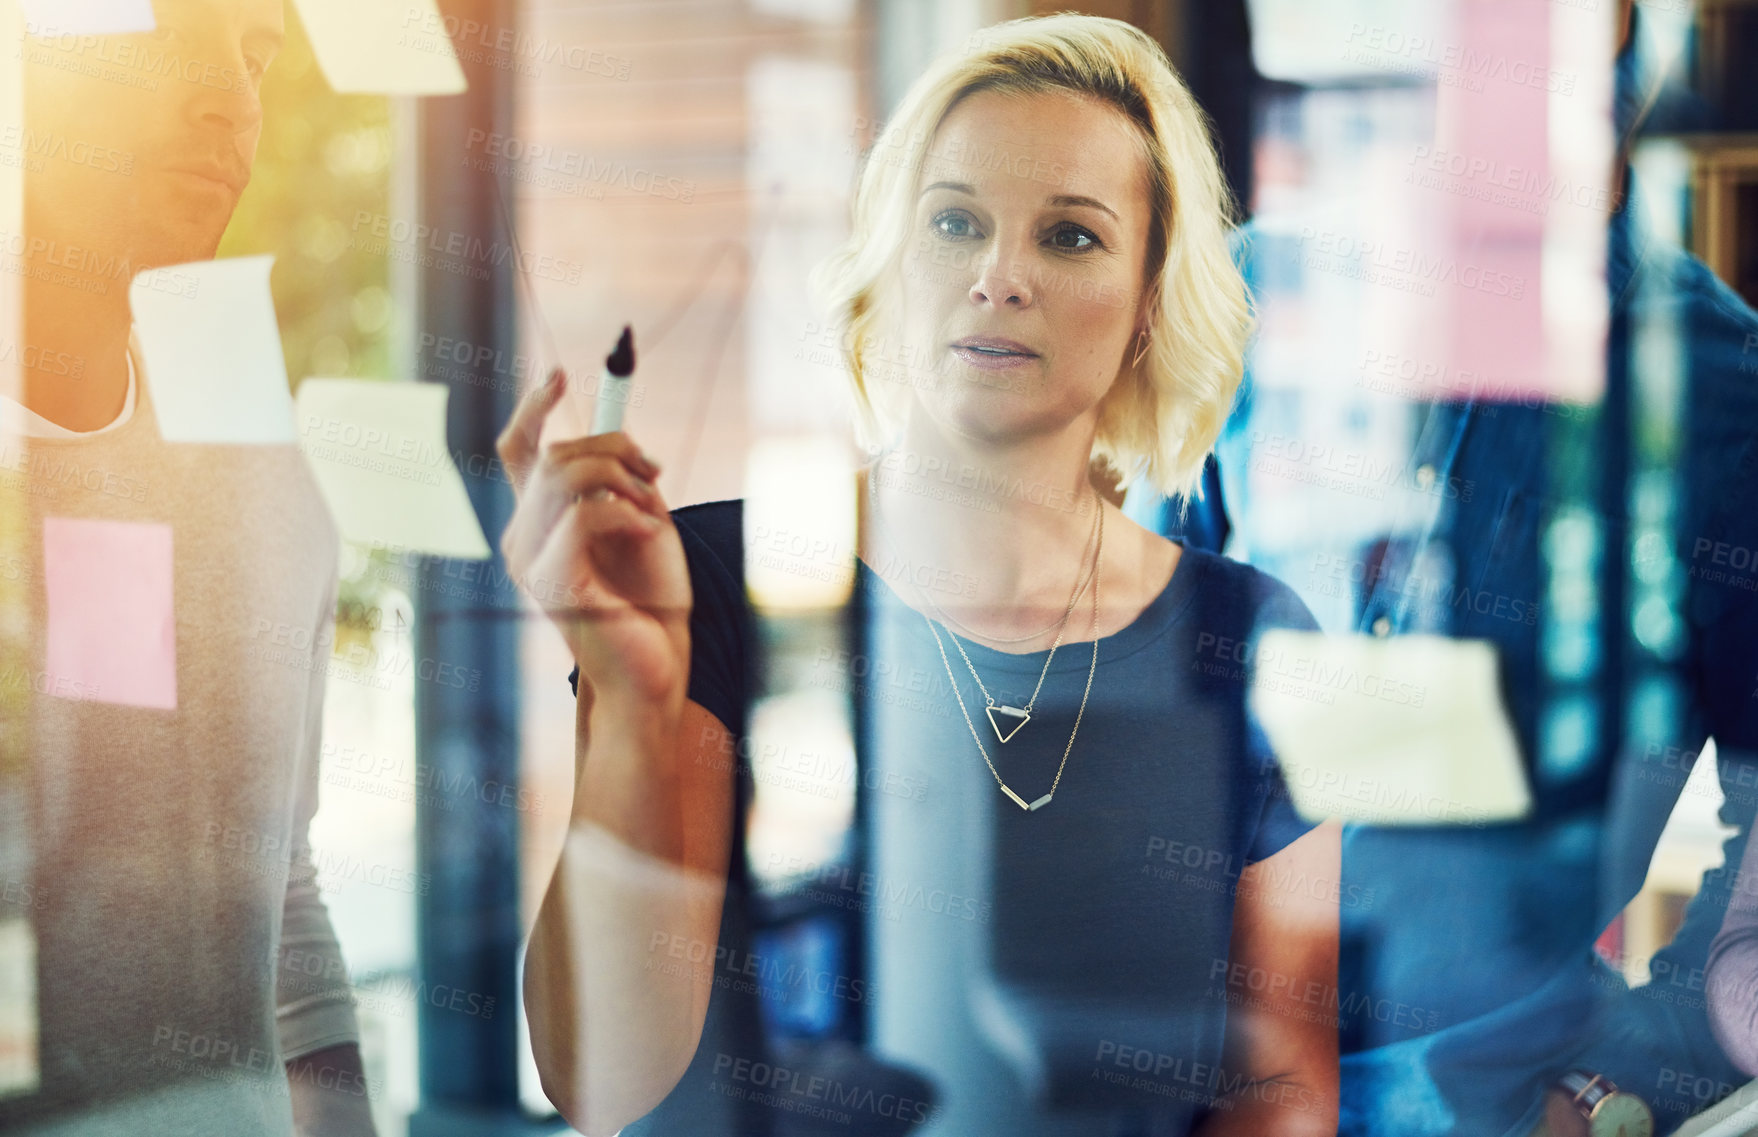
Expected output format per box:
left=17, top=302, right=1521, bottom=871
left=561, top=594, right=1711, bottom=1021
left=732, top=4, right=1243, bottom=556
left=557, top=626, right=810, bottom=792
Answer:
left=588, top=324, right=636, bottom=436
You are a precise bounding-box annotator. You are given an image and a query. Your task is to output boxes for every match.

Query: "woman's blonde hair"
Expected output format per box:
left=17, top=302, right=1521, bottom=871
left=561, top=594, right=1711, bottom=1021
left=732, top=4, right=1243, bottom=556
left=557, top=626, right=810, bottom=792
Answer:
left=809, top=11, right=1252, bottom=502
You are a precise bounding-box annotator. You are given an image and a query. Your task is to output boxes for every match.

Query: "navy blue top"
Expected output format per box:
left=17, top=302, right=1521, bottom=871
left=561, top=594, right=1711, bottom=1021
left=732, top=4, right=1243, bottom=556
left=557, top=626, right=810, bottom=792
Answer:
left=570, top=498, right=1323, bottom=1133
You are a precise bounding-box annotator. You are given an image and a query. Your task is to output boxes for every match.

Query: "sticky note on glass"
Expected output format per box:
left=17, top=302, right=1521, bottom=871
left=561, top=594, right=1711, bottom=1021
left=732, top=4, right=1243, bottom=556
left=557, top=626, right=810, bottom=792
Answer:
left=294, top=378, right=490, bottom=560
left=130, top=256, right=296, bottom=444
left=0, top=917, right=37, bottom=1098
left=43, top=517, right=177, bottom=709
left=291, top=0, right=467, bottom=96
left=20, top=0, right=153, bottom=35
left=1249, top=631, right=1530, bottom=826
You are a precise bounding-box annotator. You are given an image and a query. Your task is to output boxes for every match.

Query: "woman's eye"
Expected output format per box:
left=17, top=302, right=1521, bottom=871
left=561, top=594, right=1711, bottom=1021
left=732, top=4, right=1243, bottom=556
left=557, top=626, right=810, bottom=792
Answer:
left=932, top=211, right=979, bottom=240
left=1048, top=225, right=1099, bottom=251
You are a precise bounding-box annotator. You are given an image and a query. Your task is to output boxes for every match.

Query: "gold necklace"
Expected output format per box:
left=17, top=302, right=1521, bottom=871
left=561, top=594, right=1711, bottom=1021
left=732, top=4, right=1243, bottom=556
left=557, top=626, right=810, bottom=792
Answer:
left=864, top=466, right=1098, bottom=742
left=924, top=505, right=1103, bottom=812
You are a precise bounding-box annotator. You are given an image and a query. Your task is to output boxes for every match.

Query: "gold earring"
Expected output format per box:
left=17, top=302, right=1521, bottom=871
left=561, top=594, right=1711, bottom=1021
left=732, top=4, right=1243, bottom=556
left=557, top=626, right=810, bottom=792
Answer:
left=1131, top=329, right=1151, bottom=370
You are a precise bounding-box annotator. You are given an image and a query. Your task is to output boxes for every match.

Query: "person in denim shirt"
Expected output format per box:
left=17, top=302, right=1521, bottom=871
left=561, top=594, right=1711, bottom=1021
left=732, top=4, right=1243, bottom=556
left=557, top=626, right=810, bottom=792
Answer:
left=1125, top=7, right=1758, bottom=1135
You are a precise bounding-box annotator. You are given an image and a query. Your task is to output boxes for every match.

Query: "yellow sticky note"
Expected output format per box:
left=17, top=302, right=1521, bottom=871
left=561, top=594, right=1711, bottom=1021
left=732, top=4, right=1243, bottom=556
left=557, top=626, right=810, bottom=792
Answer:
left=294, top=378, right=490, bottom=560
left=1249, top=630, right=1531, bottom=826
left=291, top=0, right=467, bottom=96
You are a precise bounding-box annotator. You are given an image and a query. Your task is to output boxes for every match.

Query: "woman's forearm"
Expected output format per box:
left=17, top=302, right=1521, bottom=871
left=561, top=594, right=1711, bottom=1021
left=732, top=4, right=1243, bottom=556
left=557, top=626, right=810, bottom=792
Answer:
left=524, top=685, right=732, bottom=1136
left=1206, top=824, right=1343, bottom=1137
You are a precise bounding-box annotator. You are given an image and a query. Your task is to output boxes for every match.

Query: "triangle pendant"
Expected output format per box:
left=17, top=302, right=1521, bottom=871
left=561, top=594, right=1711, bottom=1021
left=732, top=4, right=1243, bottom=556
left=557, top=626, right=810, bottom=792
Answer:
left=985, top=704, right=1030, bottom=743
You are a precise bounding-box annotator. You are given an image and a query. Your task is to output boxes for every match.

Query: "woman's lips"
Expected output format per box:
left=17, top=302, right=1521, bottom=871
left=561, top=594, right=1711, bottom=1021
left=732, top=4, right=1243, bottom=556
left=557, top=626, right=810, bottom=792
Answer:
left=950, top=344, right=1039, bottom=370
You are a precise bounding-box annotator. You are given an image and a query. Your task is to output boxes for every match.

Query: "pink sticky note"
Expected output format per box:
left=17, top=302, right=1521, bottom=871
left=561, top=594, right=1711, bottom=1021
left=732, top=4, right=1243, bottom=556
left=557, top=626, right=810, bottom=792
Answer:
left=42, top=518, right=177, bottom=709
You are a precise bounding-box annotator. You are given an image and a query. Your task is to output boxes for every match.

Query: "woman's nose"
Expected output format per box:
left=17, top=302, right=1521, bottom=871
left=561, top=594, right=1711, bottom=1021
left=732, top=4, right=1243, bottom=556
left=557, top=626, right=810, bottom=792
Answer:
left=969, top=241, right=1036, bottom=308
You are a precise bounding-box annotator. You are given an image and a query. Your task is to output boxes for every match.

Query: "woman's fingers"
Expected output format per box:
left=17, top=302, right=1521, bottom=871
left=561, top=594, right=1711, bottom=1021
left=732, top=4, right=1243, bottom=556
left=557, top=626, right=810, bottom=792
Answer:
left=504, top=438, right=659, bottom=556
left=547, top=450, right=662, bottom=511
left=497, top=390, right=675, bottom=615
left=506, top=474, right=665, bottom=609
left=523, top=451, right=663, bottom=558
left=545, top=430, right=662, bottom=483
left=496, top=368, right=569, bottom=491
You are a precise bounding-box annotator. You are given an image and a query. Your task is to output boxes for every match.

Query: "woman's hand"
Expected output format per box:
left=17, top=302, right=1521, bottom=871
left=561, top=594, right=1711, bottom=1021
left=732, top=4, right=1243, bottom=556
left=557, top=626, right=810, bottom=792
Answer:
left=496, top=369, right=692, bottom=703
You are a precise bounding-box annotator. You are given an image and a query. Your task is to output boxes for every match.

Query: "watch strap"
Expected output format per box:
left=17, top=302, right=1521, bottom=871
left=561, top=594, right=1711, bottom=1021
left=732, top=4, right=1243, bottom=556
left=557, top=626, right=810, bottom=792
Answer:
left=1559, top=1068, right=1611, bottom=1116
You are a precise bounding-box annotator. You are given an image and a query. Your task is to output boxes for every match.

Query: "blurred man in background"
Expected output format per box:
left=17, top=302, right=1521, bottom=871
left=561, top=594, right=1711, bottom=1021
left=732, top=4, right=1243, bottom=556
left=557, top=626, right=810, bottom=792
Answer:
left=0, top=2, right=373, bottom=1133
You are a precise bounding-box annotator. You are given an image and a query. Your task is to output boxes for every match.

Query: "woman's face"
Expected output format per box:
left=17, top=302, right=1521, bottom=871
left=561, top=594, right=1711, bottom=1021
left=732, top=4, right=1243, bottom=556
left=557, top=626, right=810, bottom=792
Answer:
left=891, top=88, right=1155, bottom=446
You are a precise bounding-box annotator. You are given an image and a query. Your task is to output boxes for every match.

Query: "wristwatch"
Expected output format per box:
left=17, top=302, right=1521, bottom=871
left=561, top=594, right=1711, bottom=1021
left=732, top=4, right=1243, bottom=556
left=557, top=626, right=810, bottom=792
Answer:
left=1556, top=1069, right=1654, bottom=1137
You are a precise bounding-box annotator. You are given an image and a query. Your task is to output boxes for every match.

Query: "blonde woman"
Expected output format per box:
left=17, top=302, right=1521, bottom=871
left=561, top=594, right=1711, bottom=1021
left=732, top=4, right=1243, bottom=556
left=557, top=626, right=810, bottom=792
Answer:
left=501, top=14, right=1340, bottom=1137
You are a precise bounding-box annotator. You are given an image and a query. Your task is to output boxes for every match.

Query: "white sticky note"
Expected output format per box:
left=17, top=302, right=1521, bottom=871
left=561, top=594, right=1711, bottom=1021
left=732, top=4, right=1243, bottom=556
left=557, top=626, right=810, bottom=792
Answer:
left=291, top=0, right=467, bottom=96
left=20, top=0, right=153, bottom=35
left=0, top=919, right=38, bottom=1099
left=129, top=256, right=296, bottom=444
left=294, top=378, right=490, bottom=560
left=1249, top=631, right=1531, bottom=826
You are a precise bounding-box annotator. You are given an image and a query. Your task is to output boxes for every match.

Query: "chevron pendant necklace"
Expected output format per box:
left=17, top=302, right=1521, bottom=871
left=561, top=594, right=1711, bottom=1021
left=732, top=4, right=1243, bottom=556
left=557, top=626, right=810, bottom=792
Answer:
left=924, top=504, right=1103, bottom=812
